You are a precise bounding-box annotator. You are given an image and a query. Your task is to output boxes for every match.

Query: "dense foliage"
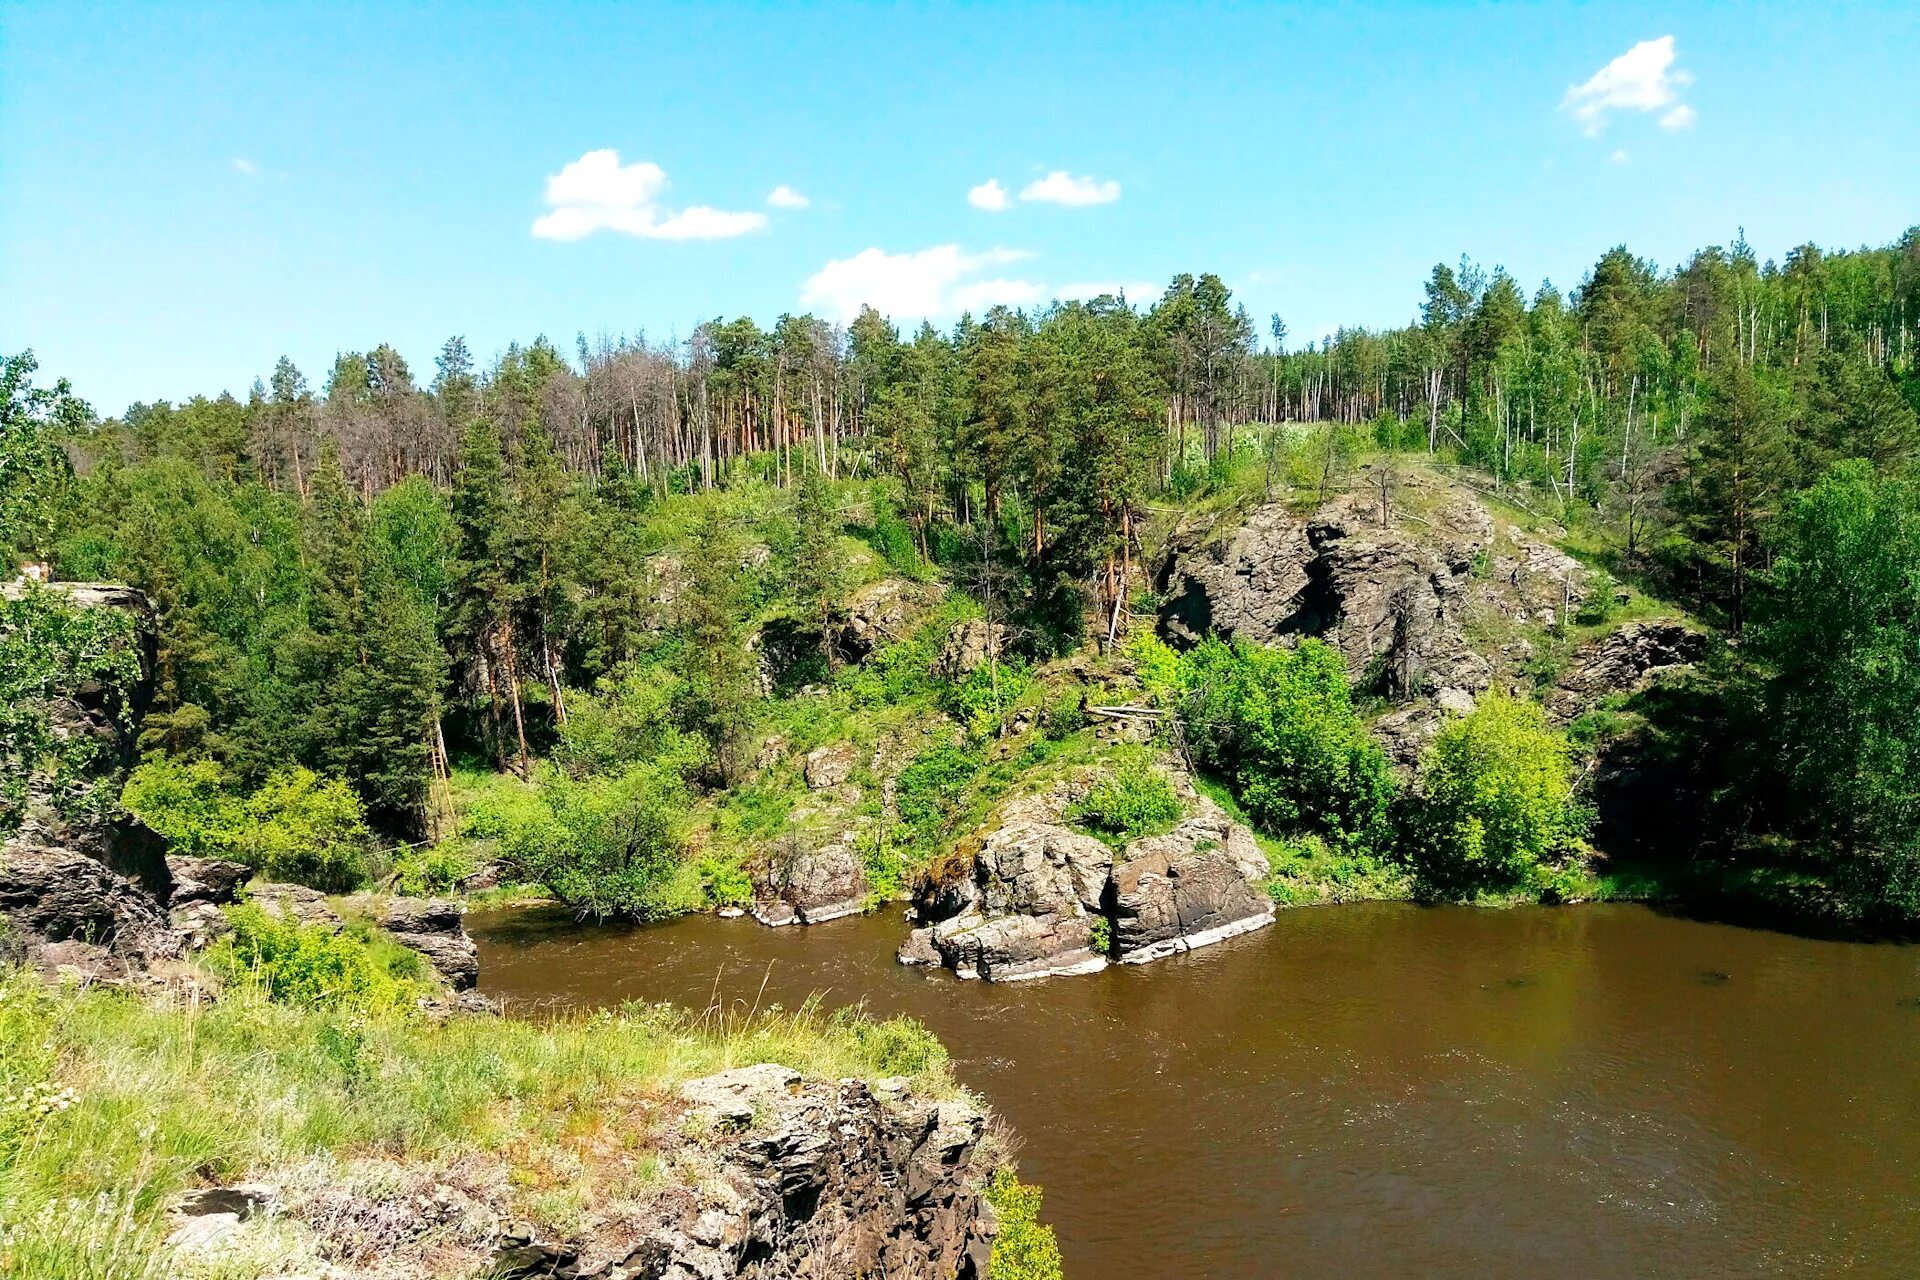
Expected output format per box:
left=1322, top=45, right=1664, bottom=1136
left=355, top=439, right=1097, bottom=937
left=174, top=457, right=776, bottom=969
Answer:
left=1400, top=693, right=1589, bottom=896
left=121, top=757, right=371, bottom=891
left=3, top=222, right=1916, bottom=923
left=0, top=586, right=143, bottom=836
left=1751, top=463, right=1920, bottom=921
left=1166, top=637, right=1395, bottom=855
left=984, top=1168, right=1067, bottom=1280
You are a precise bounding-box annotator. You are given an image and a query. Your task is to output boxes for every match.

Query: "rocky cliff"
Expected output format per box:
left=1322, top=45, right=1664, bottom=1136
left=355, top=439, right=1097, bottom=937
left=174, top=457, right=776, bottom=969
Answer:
left=529, top=1065, right=999, bottom=1280
left=1155, top=463, right=1697, bottom=764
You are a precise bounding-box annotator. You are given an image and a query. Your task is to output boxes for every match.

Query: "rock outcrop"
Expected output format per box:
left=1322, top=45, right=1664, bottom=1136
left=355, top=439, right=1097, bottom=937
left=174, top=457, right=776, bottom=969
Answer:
left=930, top=618, right=1007, bottom=681
left=1155, top=466, right=1704, bottom=764
left=0, top=843, right=182, bottom=969
left=834, top=579, right=946, bottom=665
left=490, top=1065, right=999, bottom=1280
left=802, top=741, right=858, bottom=789
left=1108, top=805, right=1273, bottom=964
left=1158, top=469, right=1580, bottom=701
left=1545, top=619, right=1707, bottom=723
left=378, top=897, right=480, bottom=991
left=751, top=833, right=868, bottom=927
left=0, top=583, right=178, bottom=979
left=901, top=769, right=1272, bottom=980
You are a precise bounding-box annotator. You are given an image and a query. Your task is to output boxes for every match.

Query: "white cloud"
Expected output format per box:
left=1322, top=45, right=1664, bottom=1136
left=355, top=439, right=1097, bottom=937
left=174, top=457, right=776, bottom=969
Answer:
left=767, top=184, right=810, bottom=209
left=1659, top=104, right=1696, bottom=132
left=968, top=179, right=1010, bottom=211
left=231, top=157, right=258, bottom=176
left=801, top=245, right=1038, bottom=321
left=1019, top=170, right=1121, bottom=206
left=1611, top=149, right=1631, bottom=164
left=1561, top=36, right=1693, bottom=136
left=531, top=149, right=767, bottom=241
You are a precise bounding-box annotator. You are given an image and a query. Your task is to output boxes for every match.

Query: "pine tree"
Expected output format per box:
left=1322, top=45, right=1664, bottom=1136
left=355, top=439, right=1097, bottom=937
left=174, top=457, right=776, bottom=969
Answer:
left=790, top=469, right=840, bottom=670
left=680, top=504, right=753, bottom=784
left=449, top=418, right=529, bottom=774
left=1684, top=361, right=1791, bottom=637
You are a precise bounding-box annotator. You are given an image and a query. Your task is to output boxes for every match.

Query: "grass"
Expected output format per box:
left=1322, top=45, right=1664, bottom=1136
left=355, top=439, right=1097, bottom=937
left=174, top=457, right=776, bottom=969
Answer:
left=0, top=965, right=963, bottom=1279
left=1067, top=748, right=1183, bottom=848
left=1191, top=773, right=1414, bottom=906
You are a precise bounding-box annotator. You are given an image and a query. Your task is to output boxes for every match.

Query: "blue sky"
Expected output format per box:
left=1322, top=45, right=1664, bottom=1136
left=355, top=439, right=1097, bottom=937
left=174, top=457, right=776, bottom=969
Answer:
left=4, top=1, right=1916, bottom=414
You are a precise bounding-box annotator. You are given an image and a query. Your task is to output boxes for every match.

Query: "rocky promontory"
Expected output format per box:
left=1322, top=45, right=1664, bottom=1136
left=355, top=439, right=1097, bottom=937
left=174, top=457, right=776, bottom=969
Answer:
left=900, top=766, right=1273, bottom=981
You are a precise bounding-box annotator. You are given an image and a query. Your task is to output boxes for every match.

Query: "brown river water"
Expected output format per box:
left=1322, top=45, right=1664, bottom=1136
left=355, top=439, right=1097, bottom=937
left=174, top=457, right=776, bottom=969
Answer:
left=470, top=902, right=1920, bottom=1279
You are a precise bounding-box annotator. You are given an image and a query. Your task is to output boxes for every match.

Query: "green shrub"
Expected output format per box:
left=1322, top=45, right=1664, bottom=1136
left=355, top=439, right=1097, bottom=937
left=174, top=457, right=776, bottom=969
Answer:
left=895, top=744, right=983, bottom=849
left=869, top=497, right=924, bottom=578
left=123, top=757, right=370, bottom=892
left=119, top=754, right=242, bottom=856
left=1072, top=753, right=1182, bottom=845
left=695, top=852, right=754, bottom=906
left=455, top=768, right=548, bottom=843
left=1401, top=691, right=1588, bottom=895
left=245, top=768, right=371, bottom=891
left=838, top=1011, right=948, bottom=1077
left=938, top=660, right=1033, bottom=740
left=1125, top=628, right=1184, bottom=707
left=1171, top=637, right=1394, bottom=854
left=507, top=764, right=697, bottom=921
left=390, top=839, right=477, bottom=897
left=984, top=1169, right=1064, bottom=1280
left=553, top=661, right=706, bottom=780
left=206, top=906, right=429, bottom=1013
left=858, top=830, right=907, bottom=902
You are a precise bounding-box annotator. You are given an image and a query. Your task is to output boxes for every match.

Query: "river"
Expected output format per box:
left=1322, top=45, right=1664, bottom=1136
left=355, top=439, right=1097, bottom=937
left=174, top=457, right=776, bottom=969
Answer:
left=469, top=902, right=1920, bottom=1278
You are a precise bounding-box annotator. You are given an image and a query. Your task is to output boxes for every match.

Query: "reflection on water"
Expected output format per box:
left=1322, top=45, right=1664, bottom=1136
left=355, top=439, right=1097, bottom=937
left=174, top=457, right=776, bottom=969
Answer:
left=471, top=902, right=1920, bottom=1279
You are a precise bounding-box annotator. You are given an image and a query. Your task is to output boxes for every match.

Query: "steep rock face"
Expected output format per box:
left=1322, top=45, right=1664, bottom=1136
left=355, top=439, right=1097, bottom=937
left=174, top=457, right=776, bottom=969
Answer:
left=901, top=772, right=1272, bottom=981
left=1159, top=469, right=1581, bottom=694
left=2, top=582, right=166, bottom=891
left=491, top=1065, right=999, bottom=1280
left=1545, top=619, right=1707, bottom=723
left=0, top=844, right=181, bottom=966
left=1152, top=467, right=1702, bottom=764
